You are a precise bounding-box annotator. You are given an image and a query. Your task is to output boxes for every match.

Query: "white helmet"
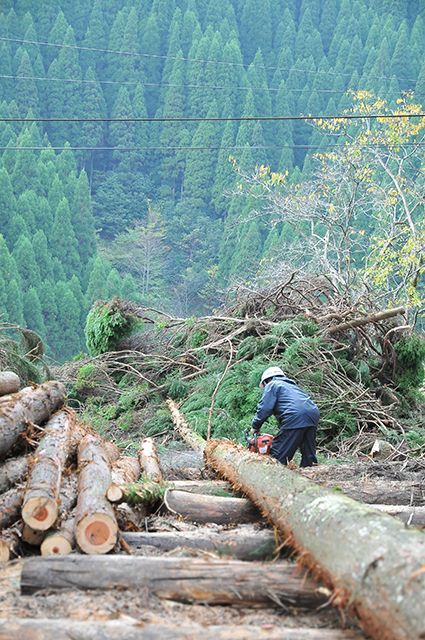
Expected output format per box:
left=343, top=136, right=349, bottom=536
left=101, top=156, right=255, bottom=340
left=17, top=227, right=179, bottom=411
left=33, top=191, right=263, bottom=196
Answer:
left=261, top=366, right=284, bottom=384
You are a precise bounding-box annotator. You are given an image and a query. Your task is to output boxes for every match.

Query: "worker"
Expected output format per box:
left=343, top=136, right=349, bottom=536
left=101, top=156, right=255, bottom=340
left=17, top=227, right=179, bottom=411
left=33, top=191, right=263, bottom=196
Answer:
left=252, top=366, right=319, bottom=467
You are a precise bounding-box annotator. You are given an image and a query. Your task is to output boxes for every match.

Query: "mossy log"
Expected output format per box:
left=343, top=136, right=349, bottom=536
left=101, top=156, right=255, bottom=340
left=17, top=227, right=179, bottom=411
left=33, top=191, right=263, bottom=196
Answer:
left=205, top=440, right=425, bottom=640
left=0, top=454, right=29, bottom=493
left=22, top=410, right=75, bottom=530
left=75, top=435, right=118, bottom=554
left=0, top=371, right=20, bottom=396
left=0, top=486, right=23, bottom=530
left=107, top=457, right=141, bottom=502
left=166, top=398, right=206, bottom=452
left=0, top=618, right=363, bottom=640
left=138, top=437, right=162, bottom=482
left=0, top=381, right=66, bottom=460
left=121, top=526, right=277, bottom=560
left=21, top=555, right=327, bottom=608
left=164, top=489, right=260, bottom=524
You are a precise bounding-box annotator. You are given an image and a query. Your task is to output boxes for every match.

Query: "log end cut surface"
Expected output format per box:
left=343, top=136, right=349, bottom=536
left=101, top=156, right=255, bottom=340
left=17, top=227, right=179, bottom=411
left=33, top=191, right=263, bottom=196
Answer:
left=41, top=533, right=73, bottom=557
left=76, top=513, right=117, bottom=554
left=22, top=497, right=58, bottom=531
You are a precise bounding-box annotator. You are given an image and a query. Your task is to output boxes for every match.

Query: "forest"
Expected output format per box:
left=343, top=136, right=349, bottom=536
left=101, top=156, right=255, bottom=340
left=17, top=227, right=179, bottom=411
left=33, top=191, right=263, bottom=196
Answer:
left=0, top=0, right=424, bottom=360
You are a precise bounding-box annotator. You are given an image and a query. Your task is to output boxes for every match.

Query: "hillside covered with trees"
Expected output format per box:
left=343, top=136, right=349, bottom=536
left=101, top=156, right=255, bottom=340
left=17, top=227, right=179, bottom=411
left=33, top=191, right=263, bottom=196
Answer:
left=0, top=0, right=424, bottom=360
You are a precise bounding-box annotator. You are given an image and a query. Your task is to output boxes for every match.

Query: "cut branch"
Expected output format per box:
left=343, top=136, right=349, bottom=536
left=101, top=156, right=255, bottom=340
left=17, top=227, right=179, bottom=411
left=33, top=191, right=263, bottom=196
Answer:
left=107, top=457, right=141, bottom=503
left=327, top=306, right=405, bottom=334
left=166, top=398, right=206, bottom=452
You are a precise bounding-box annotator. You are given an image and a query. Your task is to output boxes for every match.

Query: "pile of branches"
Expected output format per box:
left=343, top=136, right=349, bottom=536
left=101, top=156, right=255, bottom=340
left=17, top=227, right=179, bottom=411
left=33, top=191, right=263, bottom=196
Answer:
left=58, top=274, right=424, bottom=458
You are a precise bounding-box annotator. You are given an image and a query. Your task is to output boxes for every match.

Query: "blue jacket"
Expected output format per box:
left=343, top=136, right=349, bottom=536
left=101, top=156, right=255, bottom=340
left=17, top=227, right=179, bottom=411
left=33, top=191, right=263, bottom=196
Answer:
left=252, top=376, right=320, bottom=431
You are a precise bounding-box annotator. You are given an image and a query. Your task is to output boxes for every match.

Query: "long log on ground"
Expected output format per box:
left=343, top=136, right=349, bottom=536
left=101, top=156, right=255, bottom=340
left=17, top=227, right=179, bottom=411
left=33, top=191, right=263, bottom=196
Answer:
left=107, top=456, right=141, bottom=502
left=21, top=554, right=327, bottom=608
left=320, top=479, right=424, bottom=506
left=75, top=435, right=118, bottom=554
left=22, top=410, right=75, bottom=530
left=171, top=479, right=235, bottom=496
left=139, top=437, right=162, bottom=482
left=0, top=523, right=21, bottom=562
left=0, top=618, right=364, bottom=640
left=166, top=398, right=206, bottom=451
left=0, top=371, right=20, bottom=396
left=122, top=527, right=277, bottom=560
left=164, top=488, right=260, bottom=524
left=0, top=454, right=29, bottom=493
left=328, top=306, right=405, bottom=334
left=205, top=440, right=425, bottom=640
left=0, top=487, right=23, bottom=529
left=367, top=504, right=425, bottom=526
left=0, top=381, right=66, bottom=460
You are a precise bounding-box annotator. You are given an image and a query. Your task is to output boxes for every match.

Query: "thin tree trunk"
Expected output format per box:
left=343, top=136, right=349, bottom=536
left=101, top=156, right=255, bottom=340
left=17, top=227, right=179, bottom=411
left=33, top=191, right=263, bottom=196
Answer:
left=0, top=381, right=66, bottom=460
left=170, top=480, right=235, bottom=496
left=166, top=398, right=206, bottom=451
left=75, top=435, right=118, bottom=554
left=0, top=487, right=23, bottom=530
left=328, top=306, right=405, bottom=334
left=139, top=437, right=162, bottom=482
left=41, top=513, right=75, bottom=556
left=317, top=479, right=424, bottom=506
left=205, top=440, right=425, bottom=640
left=0, top=454, right=29, bottom=493
left=107, top=457, right=141, bottom=502
left=21, top=555, right=327, bottom=608
left=164, top=489, right=260, bottom=525
left=22, top=410, right=75, bottom=530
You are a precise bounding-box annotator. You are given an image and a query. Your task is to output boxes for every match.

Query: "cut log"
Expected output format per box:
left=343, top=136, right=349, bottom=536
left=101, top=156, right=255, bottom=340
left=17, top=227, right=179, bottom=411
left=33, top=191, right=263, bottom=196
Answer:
left=122, top=527, right=278, bottom=560
left=321, top=479, right=424, bottom=506
left=0, top=454, right=29, bottom=493
left=21, top=555, right=327, bottom=608
left=75, top=435, right=118, bottom=554
left=0, top=381, right=66, bottom=460
left=0, top=523, right=22, bottom=562
left=0, top=618, right=364, bottom=640
left=0, top=371, right=20, bottom=396
left=164, top=489, right=260, bottom=524
left=367, top=504, right=425, bottom=526
left=139, top=437, right=162, bottom=482
left=107, top=457, right=141, bottom=502
left=328, top=306, right=405, bottom=334
left=22, top=524, right=45, bottom=546
left=166, top=398, right=206, bottom=451
left=205, top=440, right=425, bottom=640
left=171, top=479, right=236, bottom=496
left=0, top=487, right=23, bottom=530
left=22, top=410, right=75, bottom=530
left=103, top=440, right=120, bottom=464
left=41, top=513, right=75, bottom=556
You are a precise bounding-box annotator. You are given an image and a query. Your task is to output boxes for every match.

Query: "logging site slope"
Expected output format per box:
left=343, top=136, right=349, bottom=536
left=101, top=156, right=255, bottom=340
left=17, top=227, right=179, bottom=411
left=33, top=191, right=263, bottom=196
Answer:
left=0, top=285, right=424, bottom=640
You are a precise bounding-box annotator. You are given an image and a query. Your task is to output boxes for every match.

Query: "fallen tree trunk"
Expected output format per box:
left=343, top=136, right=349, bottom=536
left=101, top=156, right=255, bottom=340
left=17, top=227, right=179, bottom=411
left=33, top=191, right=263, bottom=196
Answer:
left=0, top=487, right=23, bottom=530
left=166, top=398, right=206, bottom=452
left=367, top=504, right=425, bottom=526
left=0, top=381, right=66, bottom=460
left=22, top=410, right=75, bottom=530
left=0, top=618, right=363, bottom=640
left=122, top=527, right=277, bottom=560
left=164, top=489, right=260, bottom=524
left=139, top=437, right=162, bottom=482
left=75, top=435, right=118, bottom=554
left=21, top=555, right=326, bottom=608
left=41, top=513, right=75, bottom=556
left=205, top=440, right=425, bottom=640
left=328, top=306, right=405, bottom=334
left=0, top=523, right=21, bottom=562
left=321, top=479, right=424, bottom=506
left=107, top=457, right=141, bottom=502
left=0, top=454, right=29, bottom=493
left=170, top=480, right=235, bottom=496
left=103, top=440, right=120, bottom=464
left=0, top=371, right=20, bottom=396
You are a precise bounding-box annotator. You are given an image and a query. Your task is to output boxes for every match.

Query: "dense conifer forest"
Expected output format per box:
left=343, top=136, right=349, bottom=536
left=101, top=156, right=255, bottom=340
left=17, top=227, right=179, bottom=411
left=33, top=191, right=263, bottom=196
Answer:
left=0, top=0, right=424, bottom=359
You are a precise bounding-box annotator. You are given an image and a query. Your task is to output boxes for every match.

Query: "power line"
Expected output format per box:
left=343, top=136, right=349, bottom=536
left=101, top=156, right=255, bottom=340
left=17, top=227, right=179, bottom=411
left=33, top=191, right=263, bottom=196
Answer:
left=0, top=35, right=419, bottom=85
left=1, top=113, right=424, bottom=123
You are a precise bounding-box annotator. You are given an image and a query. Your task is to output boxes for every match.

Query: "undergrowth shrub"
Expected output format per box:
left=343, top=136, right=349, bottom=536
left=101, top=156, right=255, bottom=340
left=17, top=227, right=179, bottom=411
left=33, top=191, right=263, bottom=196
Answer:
left=85, top=299, right=135, bottom=356
left=394, top=334, right=425, bottom=405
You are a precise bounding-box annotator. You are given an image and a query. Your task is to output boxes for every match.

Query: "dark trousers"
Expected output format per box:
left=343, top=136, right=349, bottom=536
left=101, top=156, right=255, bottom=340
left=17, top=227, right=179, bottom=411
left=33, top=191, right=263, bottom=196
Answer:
left=270, top=426, right=317, bottom=467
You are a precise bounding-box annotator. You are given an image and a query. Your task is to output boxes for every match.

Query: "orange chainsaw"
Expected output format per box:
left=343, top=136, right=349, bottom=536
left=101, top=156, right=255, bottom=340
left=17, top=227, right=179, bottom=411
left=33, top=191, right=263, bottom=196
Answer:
left=244, top=430, right=274, bottom=455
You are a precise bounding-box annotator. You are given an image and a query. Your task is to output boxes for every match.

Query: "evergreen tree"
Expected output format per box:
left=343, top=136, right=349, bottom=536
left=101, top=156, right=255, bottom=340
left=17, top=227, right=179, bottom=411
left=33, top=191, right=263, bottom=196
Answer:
left=13, top=234, right=41, bottom=289
left=54, top=281, right=82, bottom=359
left=23, top=287, right=46, bottom=339
left=0, top=168, right=17, bottom=240
left=140, top=13, right=161, bottom=114
left=7, top=279, right=24, bottom=325
left=72, top=170, right=97, bottom=268
left=240, top=0, right=272, bottom=62
left=50, top=198, right=80, bottom=278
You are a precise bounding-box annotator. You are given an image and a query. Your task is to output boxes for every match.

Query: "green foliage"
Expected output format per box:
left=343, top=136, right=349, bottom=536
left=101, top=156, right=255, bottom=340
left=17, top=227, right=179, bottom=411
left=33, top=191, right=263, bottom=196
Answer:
left=124, top=479, right=168, bottom=505
left=394, top=334, right=425, bottom=403
left=85, top=300, right=134, bottom=356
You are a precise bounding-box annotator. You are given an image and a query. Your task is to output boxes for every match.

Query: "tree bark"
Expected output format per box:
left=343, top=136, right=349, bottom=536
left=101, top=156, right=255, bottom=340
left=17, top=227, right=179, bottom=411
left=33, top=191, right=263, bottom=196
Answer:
left=107, top=457, right=141, bottom=502
left=327, top=306, right=405, bottom=334
left=20, top=555, right=327, bottom=608
left=319, top=479, right=424, bottom=506
left=0, top=381, right=66, bottom=460
left=0, top=523, right=21, bottom=562
left=22, top=410, right=75, bottom=530
left=75, top=435, right=118, bottom=554
left=205, top=440, right=425, bottom=640
left=166, top=398, right=206, bottom=452
left=170, top=480, right=235, bottom=496
left=0, top=486, right=23, bottom=530
left=121, top=527, right=278, bottom=560
left=0, top=371, right=20, bottom=396
left=22, top=524, right=45, bottom=546
left=103, top=440, right=120, bottom=464
left=366, top=504, right=425, bottom=526
left=0, top=618, right=363, bottom=640
left=0, top=454, right=29, bottom=493
left=139, top=437, right=162, bottom=482
left=164, top=489, right=260, bottom=525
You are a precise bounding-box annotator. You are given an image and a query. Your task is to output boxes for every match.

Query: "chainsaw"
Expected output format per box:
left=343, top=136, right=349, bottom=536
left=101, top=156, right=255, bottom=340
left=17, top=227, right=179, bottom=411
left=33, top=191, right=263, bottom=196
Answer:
left=244, top=429, right=274, bottom=455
